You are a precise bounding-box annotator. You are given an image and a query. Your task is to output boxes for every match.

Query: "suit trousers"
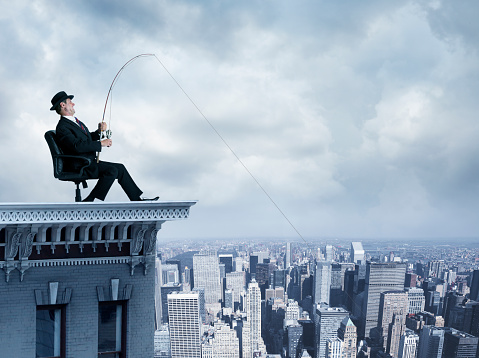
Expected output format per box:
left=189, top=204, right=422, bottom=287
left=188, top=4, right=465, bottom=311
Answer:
left=87, top=161, right=143, bottom=201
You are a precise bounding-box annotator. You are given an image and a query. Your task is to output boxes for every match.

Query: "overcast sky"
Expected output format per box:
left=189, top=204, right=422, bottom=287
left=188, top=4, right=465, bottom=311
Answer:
left=0, top=0, right=478, bottom=241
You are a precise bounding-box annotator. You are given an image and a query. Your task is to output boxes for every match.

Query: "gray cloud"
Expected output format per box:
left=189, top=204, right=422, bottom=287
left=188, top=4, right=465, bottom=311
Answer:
left=0, top=0, right=478, bottom=240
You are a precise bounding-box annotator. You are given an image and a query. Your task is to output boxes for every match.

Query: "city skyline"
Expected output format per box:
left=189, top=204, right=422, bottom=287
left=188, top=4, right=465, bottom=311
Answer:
left=155, top=238, right=478, bottom=357
left=1, top=1, right=479, bottom=241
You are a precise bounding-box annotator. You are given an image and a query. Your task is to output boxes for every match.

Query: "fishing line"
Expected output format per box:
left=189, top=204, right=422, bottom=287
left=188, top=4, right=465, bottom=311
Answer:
left=152, top=55, right=307, bottom=244
left=103, top=53, right=307, bottom=244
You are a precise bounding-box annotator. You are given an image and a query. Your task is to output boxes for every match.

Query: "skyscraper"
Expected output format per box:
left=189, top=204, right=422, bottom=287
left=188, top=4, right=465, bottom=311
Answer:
left=242, top=280, right=266, bottom=358
left=351, top=242, right=365, bottom=264
left=161, top=283, right=181, bottom=323
left=397, top=329, right=419, bottom=358
left=470, top=270, right=479, bottom=302
left=330, top=263, right=343, bottom=307
left=154, top=324, right=171, bottom=358
left=155, top=257, right=163, bottom=329
left=202, top=322, right=240, bottom=358
left=325, top=244, right=334, bottom=262
left=362, top=262, right=407, bottom=339
left=442, top=328, right=479, bottom=358
left=249, top=255, right=259, bottom=276
left=286, top=242, right=292, bottom=268
left=338, top=316, right=357, bottom=358
left=0, top=201, right=195, bottom=358
left=406, top=287, right=425, bottom=315
left=168, top=292, right=201, bottom=358
left=315, top=304, right=349, bottom=358
left=193, top=250, right=221, bottom=306
left=418, top=325, right=445, bottom=358
left=327, top=337, right=342, bottom=358
left=226, top=271, right=246, bottom=307
left=285, top=323, right=303, bottom=358
left=313, top=260, right=332, bottom=305
left=378, top=291, right=408, bottom=357
left=219, top=254, right=234, bottom=274
left=428, top=260, right=445, bottom=278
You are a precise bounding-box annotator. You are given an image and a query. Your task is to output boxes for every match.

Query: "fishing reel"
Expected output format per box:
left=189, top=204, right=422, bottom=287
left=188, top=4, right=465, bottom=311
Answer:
left=101, top=129, right=112, bottom=139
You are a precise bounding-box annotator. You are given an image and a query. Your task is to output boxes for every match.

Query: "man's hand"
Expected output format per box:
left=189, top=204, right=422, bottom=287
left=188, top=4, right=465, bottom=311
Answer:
left=101, top=139, right=112, bottom=147
left=98, top=122, right=108, bottom=131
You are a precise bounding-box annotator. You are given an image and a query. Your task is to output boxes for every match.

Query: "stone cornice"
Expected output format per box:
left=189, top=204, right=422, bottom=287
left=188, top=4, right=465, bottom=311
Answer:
left=0, top=201, right=196, bottom=282
left=0, top=201, right=196, bottom=225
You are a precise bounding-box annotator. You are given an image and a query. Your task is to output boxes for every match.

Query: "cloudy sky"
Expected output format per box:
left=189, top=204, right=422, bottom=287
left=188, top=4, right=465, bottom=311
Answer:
left=0, top=0, right=478, bottom=241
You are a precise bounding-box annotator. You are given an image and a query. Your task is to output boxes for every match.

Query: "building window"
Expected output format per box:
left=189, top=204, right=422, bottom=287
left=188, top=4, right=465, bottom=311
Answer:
left=36, top=305, right=65, bottom=358
left=98, top=301, right=126, bottom=358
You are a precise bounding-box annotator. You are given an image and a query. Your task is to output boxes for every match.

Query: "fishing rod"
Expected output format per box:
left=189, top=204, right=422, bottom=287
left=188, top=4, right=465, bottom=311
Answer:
left=96, top=53, right=156, bottom=163
left=97, top=53, right=306, bottom=244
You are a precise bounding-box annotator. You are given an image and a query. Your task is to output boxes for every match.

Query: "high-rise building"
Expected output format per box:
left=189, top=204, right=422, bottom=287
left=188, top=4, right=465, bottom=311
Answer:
left=404, top=273, right=418, bottom=288
left=192, top=287, right=206, bottom=323
left=202, top=322, right=240, bottom=358
left=162, top=263, right=180, bottom=284
left=273, top=269, right=287, bottom=290
left=161, top=283, right=181, bottom=323
left=286, top=242, right=292, bottom=268
left=226, top=271, right=246, bottom=306
left=249, top=255, right=259, bottom=275
left=225, top=289, right=234, bottom=309
left=397, top=329, right=419, bottom=358
left=165, top=259, right=182, bottom=283
left=168, top=292, right=201, bottom=358
left=406, top=287, right=425, bottom=315
left=234, top=257, right=244, bottom=272
left=378, top=291, right=408, bottom=357
left=219, top=254, right=234, bottom=274
left=327, top=337, right=342, bottom=358
left=325, top=245, right=334, bottom=262
left=463, top=301, right=479, bottom=337
left=337, top=316, right=357, bottom=358
left=428, top=260, right=445, bottom=278
left=0, top=201, right=194, bottom=358
left=442, top=328, right=479, bottom=358
left=155, top=257, right=163, bottom=329
left=418, top=325, right=445, bottom=358
left=242, top=280, right=267, bottom=357
left=361, top=262, right=407, bottom=339
left=313, top=260, right=332, bottom=305
left=470, top=270, right=479, bottom=301
left=193, top=250, right=221, bottom=305
left=315, top=304, right=349, bottom=358
left=154, top=324, right=171, bottom=358
left=444, top=291, right=465, bottom=328
left=285, top=323, right=303, bottom=358
left=256, top=262, right=274, bottom=290
left=330, top=263, right=342, bottom=307
left=351, top=242, right=365, bottom=264
left=285, top=299, right=301, bottom=321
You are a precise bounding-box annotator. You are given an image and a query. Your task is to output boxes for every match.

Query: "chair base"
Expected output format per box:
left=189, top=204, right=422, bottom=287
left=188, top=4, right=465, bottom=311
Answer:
left=74, top=181, right=88, bottom=202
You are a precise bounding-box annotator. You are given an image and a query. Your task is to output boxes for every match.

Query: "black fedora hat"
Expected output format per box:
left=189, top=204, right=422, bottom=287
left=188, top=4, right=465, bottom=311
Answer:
left=50, top=91, right=74, bottom=111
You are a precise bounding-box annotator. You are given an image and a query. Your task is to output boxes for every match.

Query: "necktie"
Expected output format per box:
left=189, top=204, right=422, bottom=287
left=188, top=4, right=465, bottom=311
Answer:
left=75, top=117, right=87, bottom=133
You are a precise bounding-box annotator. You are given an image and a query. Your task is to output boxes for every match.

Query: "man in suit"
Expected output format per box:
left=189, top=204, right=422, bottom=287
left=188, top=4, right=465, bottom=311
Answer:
left=51, top=91, right=158, bottom=202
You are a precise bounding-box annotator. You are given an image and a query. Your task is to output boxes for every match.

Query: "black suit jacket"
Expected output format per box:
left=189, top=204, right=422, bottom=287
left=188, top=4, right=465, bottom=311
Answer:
left=55, top=116, right=102, bottom=177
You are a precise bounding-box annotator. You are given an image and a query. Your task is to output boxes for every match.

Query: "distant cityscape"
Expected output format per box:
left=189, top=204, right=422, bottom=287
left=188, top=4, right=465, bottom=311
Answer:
left=154, top=238, right=479, bottom=358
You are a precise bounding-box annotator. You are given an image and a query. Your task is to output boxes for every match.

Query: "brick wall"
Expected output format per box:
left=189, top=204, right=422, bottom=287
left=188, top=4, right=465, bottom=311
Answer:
left=0, top=261, right=155, bottom=358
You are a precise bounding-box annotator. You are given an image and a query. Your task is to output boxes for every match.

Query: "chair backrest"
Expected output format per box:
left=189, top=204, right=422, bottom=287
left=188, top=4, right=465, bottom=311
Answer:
left=44, top=130, right=63, bottom=178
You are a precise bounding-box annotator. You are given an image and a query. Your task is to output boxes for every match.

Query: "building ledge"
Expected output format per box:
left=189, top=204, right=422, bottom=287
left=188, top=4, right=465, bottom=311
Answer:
left=0, top=201, right=196, bottom=282
left=0, top=201, right=197, bottom=225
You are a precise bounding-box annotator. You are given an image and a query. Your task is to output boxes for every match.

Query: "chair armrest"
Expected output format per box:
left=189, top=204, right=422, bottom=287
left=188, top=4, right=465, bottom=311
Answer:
left=54, top=154, right=92, bottom=176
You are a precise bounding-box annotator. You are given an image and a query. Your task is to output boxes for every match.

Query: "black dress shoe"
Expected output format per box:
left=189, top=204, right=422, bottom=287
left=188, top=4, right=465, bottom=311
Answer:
left=140, top=196, right=159, bottom=201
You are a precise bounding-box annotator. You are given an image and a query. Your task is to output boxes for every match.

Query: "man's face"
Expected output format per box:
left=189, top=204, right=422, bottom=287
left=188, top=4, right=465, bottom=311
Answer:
left=61, top=98, right=75, bottom=116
